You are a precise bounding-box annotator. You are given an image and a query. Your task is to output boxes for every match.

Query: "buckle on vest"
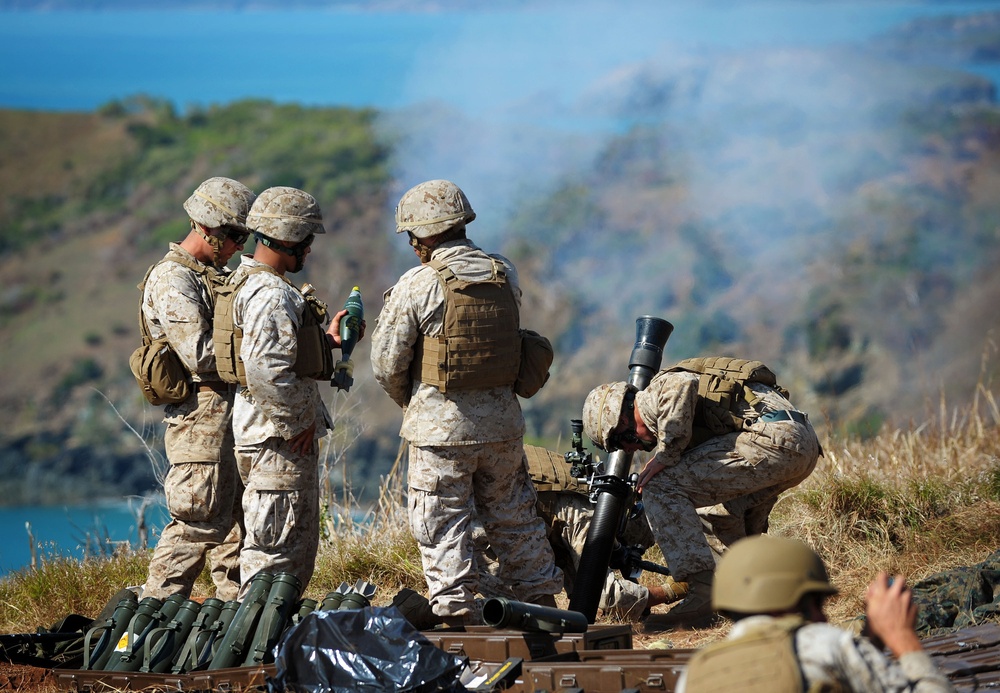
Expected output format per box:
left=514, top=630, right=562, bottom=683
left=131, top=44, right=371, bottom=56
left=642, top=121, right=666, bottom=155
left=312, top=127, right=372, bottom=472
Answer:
left=759, top=409, right=808, bottom=425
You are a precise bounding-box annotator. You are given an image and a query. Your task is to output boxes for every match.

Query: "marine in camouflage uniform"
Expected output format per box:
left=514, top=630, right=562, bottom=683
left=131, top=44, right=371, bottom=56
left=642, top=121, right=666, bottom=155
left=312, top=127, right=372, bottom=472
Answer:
left=678, top=535, right=955, bottom=693
left=141, top=177, right=255, bottom=602
left=583, top=362, right=820, bottom=629
left=230, top=186, right=348, bottom=595
left=370, top=180, right=562, bottom=625
left=475, top=445, right=686, bottom=621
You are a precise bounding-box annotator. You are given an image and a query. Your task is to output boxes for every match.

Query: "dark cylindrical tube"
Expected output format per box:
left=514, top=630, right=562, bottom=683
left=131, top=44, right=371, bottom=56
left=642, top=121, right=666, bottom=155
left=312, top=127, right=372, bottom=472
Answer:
left=337, top=590, right=371, bottom=611
left=290, top=598, right=318, bottom=627
left=243, top=572, right=302, bottom=666
left=569, top=316, right=672, bottom=623
left=84, top=594, right=138, bottom=670
left=208, top=572, right=274, bottom=670
left=199, top=599, right=241, bottom=670
left=171, top=597, right=224, bottom=674
left=111, top=593, right=185, bottom=672
left=321, top=590, right=346, bottom=611
left=145, top=598, right=202, bottom=673
left=482, top=598, right=588, bottom=634
left=102, top=596, right=163, bottom=671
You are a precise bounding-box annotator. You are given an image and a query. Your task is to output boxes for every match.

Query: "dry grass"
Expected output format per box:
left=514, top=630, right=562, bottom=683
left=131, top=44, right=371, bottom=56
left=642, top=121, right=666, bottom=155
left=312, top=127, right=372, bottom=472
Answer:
left=1, top=385, right=999, bottom=656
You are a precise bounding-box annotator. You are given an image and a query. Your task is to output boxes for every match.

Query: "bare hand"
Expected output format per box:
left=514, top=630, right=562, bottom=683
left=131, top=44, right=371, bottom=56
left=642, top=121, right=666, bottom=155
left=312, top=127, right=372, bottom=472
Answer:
left=637, top=457, right=667, bottom=492
left=864, top=572, right=922, bottom=657
left=326, top=309, right=348, bottom=348
left=288, top=422, right=317, bottom=456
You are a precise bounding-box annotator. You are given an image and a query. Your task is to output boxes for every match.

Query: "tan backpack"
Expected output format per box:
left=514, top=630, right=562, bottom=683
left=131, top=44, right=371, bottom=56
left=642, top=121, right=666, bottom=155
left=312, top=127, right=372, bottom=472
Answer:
left=664, top=356, right=789, bottom=447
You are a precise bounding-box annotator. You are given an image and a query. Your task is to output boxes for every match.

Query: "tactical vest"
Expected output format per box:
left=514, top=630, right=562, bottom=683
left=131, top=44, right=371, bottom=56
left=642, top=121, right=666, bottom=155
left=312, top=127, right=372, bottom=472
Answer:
left=213, top=265, right=334, bottom=387
left=664, top=356, right=790, bottom=448
left=137, top=248, right=223, bottom=338
left=524, top=445, right=586, bottom=494
left=411, top=257, right=520, bottom=392
left=683, top=615, right=840, bottom=693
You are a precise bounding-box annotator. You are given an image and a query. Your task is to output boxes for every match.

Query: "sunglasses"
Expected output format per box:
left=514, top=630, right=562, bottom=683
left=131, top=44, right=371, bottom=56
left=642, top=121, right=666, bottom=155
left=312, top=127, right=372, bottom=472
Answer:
left=221, top=226, right=250, bottom=246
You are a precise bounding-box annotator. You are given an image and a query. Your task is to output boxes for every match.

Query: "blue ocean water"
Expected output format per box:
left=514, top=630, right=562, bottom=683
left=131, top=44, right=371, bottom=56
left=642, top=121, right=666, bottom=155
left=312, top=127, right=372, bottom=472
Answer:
left=0, top=501, right=169, bottom=576
left=2, top=2, right=1000, bottom=114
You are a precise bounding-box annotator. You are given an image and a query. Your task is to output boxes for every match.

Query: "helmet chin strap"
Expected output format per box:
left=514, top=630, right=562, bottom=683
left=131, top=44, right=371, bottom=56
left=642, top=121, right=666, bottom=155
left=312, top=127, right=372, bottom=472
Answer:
left=411, top=224, right=464, bottom=264
left=192, top=221, right=226, bottom=268
left=415, top=240, right=434, bottom=264
left=255, top=232, right=309, bottom=272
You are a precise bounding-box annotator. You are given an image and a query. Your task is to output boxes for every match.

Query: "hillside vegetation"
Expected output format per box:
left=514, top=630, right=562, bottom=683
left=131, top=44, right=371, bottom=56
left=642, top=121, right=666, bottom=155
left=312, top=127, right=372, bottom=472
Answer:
left=3, top=40, right=1000, bottom=506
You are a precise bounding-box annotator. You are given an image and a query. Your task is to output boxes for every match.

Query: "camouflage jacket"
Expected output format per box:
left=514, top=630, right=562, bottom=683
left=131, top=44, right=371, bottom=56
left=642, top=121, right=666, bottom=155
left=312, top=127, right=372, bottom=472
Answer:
left=370, top=239, right=525, bottom=446
left=231, top=255, right=332, bottom=446
left=677, top=615, right=955, bottom=693
left=142, top=243, right=220, bottom=382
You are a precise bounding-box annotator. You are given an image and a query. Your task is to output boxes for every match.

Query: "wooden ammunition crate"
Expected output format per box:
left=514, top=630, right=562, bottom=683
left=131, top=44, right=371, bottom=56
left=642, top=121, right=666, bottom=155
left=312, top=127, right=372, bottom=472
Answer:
left=422, top=624, right=633, bottom=663
left=522, top=648, right=694, bottom=692
left=52, top=665, right=275, bottom=692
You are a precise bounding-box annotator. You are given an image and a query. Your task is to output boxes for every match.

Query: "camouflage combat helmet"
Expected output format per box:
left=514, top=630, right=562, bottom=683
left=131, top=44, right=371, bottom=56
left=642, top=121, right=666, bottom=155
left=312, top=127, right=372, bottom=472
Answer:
left=395, top=179, right=476, bottom=240
left=183, top=177, right=256, bottom=231
left=582, top=381, right=629, bottom=451
left=246, top=186, right=325, bottom=243
left=713, top=535, right=838, bottom=614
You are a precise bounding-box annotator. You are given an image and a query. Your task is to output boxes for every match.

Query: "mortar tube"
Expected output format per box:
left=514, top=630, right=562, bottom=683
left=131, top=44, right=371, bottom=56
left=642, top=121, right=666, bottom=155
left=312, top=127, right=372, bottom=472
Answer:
left=569, top=316, right=673, bottom=622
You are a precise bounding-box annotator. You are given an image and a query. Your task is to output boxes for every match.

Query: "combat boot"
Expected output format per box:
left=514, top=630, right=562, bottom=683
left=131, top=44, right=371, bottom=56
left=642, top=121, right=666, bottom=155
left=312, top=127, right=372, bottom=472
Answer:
left=391, top=588, right=443, bottom=631
left=640, top=570, right=715, bottom=632
left=647, top=576, right=688, bottom=608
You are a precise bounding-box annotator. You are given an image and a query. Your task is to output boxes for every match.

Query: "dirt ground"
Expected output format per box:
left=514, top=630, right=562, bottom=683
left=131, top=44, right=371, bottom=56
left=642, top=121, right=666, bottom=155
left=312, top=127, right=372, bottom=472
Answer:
left=0, top=661, right=56, bottom=693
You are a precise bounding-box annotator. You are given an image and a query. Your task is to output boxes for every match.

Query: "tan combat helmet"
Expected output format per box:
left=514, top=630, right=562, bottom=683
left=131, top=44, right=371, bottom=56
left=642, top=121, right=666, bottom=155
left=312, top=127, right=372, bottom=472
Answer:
left=246, top=186, right=325, bottom=243
left=183, top=177, right=256, bottom=232
left=582, top=381, right=629, bottom=451
left=395, top=179, right=476, bottom=240
left=712, top=535, right=839, bottom=614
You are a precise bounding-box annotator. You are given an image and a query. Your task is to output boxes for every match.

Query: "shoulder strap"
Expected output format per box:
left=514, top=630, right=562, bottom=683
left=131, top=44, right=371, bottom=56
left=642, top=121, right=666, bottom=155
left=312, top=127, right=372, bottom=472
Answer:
left=136, top=263, right=159, bottom=344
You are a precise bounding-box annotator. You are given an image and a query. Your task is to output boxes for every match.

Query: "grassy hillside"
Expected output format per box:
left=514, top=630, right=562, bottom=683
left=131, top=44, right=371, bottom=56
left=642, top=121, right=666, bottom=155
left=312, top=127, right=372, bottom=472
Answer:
left=2, top=70, right=1000, bottom=506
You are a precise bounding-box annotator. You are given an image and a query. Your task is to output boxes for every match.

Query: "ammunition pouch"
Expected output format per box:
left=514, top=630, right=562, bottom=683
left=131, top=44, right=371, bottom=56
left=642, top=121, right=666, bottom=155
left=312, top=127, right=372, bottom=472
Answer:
left=524, top=444, right=585, bottom=494
left=129, top=336, right=192, bottom=406
left=514, top=329, right=553, bottom=398
left=213, top=277, right=247, bottom=386
left=291, top=294, right=334, bottom=382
